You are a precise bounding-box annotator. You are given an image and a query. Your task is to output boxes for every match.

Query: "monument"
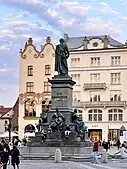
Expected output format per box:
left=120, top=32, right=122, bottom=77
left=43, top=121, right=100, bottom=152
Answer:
left=26, top=38, right=92, bottom=157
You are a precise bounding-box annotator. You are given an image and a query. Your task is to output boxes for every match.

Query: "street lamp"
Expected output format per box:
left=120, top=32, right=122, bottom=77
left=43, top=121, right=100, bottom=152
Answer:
left=8, top=117, right=12, bottom=142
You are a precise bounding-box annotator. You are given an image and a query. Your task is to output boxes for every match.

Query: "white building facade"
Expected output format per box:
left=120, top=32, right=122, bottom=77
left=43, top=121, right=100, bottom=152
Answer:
left=67, top=35, right=127, bottom=141
left=19, top=34, right=127, bottom=141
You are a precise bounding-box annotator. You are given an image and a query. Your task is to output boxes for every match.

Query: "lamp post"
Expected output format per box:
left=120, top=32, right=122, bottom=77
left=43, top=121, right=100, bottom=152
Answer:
left=8, top=118, right=12, bottom=142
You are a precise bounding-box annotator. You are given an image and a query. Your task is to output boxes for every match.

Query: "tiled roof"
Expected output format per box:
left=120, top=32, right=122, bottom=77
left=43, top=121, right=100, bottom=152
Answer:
left=66, top=35, right=124, bottom=49
left=0, top=108, right=12, bottom=117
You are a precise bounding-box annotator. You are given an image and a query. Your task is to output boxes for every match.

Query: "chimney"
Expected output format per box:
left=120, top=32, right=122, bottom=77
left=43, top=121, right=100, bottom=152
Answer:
left=64, top=33, right=69, bottom=42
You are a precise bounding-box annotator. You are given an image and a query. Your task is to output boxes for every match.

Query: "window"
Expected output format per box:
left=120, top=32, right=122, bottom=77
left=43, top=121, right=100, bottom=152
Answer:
left=93, top=42, right=98, bottom=47
left=73, top=91, right=80, bottom=102
left=108, top=129, right=120, bottom=141
left=45, top=65, right=51, bottom=75
left=91, top=57, right=100, bottom=66
left=26, top=82, right=34, bottom=93
left=71, top=58, right=80, bottom=67
left=88, top=109, right=102, bottom=121
left=108, top=109, right=123, bottom=121
left=88, top=114, right=92, bottom=121
left=44, top=81, right=51, bottom=92
left=90, top=91, right=100, bottom=102
left=77, top=109, right=83, bottom=118
left=111, top=56, right=121, bottom=66
left=24, top=100, right=36, bottom=117
left=27, top=65, right=33, bottom=76
left=111, top=73, right=120, bottom=84
left=90, top=73, right=100, bottom=83
left=71, top=74, right=80, bottom=85
left=4, top=120, right=8, bottom=131
left=110, top=90, right=121, bottom=101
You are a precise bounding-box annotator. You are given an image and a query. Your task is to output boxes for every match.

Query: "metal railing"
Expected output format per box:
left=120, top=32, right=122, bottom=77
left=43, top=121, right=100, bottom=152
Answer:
left=84, top=83, right=106, bottom=90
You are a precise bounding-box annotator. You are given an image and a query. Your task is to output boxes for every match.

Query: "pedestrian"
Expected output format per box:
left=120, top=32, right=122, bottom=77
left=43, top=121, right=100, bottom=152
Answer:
left=108, top=140, right=110, bottom=149
left=0, top=148, right=9, bottom=169
left=116, top=139, right=121, bottom=150
left=10, top=146, right=20, bottom=169
left=92, top=138, right=99, bottom=164
left=102, top=140, right=108, bottom=152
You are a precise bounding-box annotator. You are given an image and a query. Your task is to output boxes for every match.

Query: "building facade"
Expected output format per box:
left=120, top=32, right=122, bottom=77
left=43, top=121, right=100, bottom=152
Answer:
left=19, top=34, right=127, bottom=142
left=67, top=35, right=127, bottom=141
left=18, top=37, right=55, bottom=139
left=0, top=106, right=13, bottom=135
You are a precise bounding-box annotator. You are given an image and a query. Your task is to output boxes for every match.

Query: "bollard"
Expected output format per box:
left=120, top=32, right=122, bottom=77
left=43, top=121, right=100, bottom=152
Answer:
left=55, top=149, right=62, bottom=163
left=121, top=147, right=125, bottom=159
left=101, top=149, right=108, bottom=163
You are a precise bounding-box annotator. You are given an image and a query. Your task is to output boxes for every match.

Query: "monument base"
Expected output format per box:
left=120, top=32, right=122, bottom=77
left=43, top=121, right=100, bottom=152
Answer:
left=19, top=144, right=93, bottom=159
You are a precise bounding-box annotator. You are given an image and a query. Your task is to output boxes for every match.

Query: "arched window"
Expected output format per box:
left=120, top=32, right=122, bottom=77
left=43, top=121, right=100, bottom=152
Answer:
left=88, top=109, right=102, bottom=121
left=24, top=99, right=36, bottom=117
left=108, top=109, right=123, bottom=121
left=24, top=124, right=35, bottom=133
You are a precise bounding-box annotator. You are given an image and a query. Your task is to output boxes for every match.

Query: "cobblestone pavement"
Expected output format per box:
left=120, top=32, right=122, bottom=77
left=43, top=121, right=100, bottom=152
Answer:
left=7, top=159, right=127, bottom=169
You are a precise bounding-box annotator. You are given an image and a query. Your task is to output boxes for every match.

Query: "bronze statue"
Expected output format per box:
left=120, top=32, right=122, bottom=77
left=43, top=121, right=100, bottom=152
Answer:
left=49, top=108, right=65, bottom=132
left=55, top=38, right=69, bottom=75
left=72, top=109, right=86, bottom=140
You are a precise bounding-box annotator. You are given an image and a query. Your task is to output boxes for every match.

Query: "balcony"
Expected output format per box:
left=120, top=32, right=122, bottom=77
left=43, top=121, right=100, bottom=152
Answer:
left=72, top=101, right=127, bottom=108
left=84, top=83, right=106, bottom=90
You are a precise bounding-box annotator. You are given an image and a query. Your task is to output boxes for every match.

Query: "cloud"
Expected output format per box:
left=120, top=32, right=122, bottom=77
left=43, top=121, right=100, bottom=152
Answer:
left=84, top=17, right=121, bottom=35
left=0, top=83, right=18, bottom=106
left=100, top=1, right=119, bottom=15
left=57, top=1, right=92, bottom=17
left=0, top=68, right=15, bottom=75
left=120, top=16, right=127, bottom=21
left=0, top=0, right=125, bottom=106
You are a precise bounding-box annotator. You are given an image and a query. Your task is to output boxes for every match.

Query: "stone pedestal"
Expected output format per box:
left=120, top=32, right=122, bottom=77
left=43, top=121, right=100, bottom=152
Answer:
left=48, top=74, right=76, bottom=124
left=30, top=74, right=93, bottom=157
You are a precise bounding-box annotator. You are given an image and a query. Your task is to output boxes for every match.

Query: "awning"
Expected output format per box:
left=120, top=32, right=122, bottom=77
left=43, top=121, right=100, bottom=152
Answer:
left=24, top=132, right=35, bottom=137
left=0, top=131, right=18, bottom=138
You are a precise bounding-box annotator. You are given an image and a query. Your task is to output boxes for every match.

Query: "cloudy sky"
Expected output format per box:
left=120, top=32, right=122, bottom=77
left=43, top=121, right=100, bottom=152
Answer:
left=0, top=0, right=127, bottom=107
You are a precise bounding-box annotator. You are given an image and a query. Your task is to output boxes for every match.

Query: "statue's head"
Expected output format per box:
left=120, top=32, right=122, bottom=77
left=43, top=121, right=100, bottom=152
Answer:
left=59, top=38, right=65, bottom=44
left=74, top=109, right=77, bottom=113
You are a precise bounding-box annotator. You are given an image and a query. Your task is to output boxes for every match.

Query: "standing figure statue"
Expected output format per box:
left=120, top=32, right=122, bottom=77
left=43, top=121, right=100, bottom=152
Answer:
left=55, top=38, right=69, bottom=75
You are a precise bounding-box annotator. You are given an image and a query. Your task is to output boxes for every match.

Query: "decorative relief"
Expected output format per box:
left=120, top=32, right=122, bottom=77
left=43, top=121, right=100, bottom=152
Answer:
left=52, top=53, right=55, bottom=57
left=28, top=49, right=32, bottom=53
left=19, top=92, right=51, bottom=105
left=40, top=53, right=44, bottom=58
left=34, top=54, right=38, bottom=58
left=20, top=37, right=55, bottom=59
left=46, top=48, right=50, bottom=52
left=22, top=54, right=27, bottom=59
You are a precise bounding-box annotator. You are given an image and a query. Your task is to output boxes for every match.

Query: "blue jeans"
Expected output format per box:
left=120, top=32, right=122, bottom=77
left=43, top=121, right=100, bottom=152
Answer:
left=93, top=151, right=99, bottom=164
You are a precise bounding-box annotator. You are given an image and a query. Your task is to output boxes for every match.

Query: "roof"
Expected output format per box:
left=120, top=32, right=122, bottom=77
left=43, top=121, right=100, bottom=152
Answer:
left=0, top=108, right=12, bottom=117
left=66, top=35, right=124, bottom=49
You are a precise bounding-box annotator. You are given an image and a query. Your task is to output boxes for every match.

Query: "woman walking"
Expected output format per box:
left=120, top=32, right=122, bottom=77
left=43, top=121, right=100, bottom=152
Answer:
left=10, top=146, right=20, bottom=169
left=0, top=148, right=9, bottom=169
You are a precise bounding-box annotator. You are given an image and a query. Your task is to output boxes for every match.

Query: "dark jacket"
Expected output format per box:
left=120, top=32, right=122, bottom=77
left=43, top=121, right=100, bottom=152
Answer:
left=10, top=148, right=20, bottom=165
left=1, top=151, right=9, bottom=164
